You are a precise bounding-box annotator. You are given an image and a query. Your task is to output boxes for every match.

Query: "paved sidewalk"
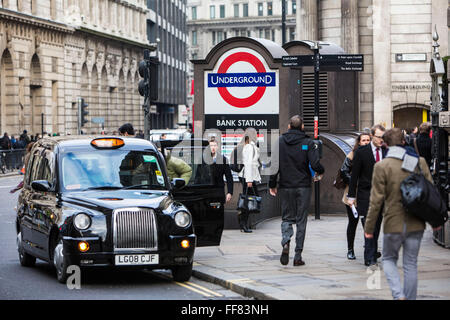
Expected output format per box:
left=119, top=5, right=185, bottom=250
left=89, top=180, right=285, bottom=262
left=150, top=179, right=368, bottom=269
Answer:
left=192, top=214, right=450, bottom=300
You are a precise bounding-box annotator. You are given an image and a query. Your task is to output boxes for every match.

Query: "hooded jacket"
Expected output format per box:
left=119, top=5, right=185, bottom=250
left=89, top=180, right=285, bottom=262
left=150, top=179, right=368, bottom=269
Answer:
left=269, top=129, right=324, bottom=189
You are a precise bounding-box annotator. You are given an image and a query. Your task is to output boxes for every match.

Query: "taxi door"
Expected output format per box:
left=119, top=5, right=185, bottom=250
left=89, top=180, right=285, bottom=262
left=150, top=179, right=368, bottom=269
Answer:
left=161, top=140, right=225, bottom=247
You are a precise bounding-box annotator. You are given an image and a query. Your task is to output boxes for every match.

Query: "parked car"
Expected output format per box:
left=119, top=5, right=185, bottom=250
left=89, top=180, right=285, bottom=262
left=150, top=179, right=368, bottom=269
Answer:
left=15, top=136, right=224, bottom=283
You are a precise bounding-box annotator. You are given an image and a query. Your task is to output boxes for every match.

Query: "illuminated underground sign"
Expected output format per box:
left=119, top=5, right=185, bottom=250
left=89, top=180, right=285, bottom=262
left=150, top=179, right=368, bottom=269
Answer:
left=207, top=72, right=276, bottom=87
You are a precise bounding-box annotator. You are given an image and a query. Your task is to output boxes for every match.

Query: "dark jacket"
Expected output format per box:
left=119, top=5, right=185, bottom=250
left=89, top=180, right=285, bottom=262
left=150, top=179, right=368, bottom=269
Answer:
left=269, top=129, right=324, bottom=189
left=415, top=133, right=432, bottom=168
left=348, top=143, right=387, bottom=201
left=210, top=154, right=234, bottom=196
left=340, top=151, right=353, bottom=185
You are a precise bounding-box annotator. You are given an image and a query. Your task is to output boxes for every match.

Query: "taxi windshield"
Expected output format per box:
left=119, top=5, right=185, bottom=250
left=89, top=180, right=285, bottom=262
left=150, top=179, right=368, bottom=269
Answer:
left=60, top=150, right=167, bottom=192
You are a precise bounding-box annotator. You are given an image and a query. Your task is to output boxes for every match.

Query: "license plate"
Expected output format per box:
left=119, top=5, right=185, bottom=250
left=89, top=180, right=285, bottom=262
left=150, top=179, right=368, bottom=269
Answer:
left=115, top=254, right=159, bottom=266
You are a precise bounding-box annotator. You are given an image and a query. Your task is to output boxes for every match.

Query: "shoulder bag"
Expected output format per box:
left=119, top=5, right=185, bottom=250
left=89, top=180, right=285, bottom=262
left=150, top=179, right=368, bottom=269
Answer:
left=400, top=160, right=448, bottom=228
left=237, top=186, right=262, bottom=214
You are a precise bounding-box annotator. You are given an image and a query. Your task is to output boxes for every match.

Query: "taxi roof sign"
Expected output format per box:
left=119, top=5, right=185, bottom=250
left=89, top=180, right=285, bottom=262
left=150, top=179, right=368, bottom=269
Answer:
left=91, top=138, right=125, bottom=149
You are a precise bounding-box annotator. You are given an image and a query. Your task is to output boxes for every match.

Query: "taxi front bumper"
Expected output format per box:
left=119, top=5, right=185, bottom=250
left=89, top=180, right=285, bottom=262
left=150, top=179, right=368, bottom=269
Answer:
left=62, top=234, right=196, bottom=268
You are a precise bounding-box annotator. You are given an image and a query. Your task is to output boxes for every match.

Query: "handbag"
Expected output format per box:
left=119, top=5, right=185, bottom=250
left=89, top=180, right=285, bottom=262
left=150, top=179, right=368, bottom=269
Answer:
left=237, top=186, right=262, bottom=214
left=400, top=161, right=448, bottom=228
left=333, top=168, right=346, bottom=190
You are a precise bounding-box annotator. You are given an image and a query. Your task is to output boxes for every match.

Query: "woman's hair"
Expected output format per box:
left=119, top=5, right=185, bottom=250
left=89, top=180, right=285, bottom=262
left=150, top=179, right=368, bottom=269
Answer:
left=238, top=127, right=258, bottom=146
left=353, top=133, right=370, bottom=152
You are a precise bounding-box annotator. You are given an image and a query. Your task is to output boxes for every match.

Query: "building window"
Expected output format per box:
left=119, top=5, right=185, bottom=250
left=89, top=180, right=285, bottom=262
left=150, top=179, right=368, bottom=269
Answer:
left=243, top=3, right=248, bottom=17
left=292, top=0, right=297, bottom=14
left=210, top=5, right=215, bottom=19
left=217, top=31, right=223, bottom=43
left=271, top=29, right=275, bottom=41
left=192, top=53, right=198, bottom=60
left=191, top=30, right=197, bottom=46
left=247, top=30, right=251, bottom=37
left=267, top=2, right=273, bottom=16
left=234, top=4, right=239, bottom=17
left=289, top=27, right=295, bottom=41
left=259, top=29, right=263, bottom=38
left=258, top=3, right=263, bottom=16
left=220, top=5, right=225, bottom=18
left=212, top=31, right=216, bottom=45
left=191, top=6, right=197, bottom=20
left=265, top=29, right=270, bottom=40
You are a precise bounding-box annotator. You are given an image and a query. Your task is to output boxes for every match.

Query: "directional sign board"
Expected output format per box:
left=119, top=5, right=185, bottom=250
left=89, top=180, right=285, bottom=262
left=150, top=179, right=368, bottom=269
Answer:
left=282, top=55, right=314, bottom=67
left=319, top=55, right=364, bottom=72
left=282, top=54, right=364, bottom=71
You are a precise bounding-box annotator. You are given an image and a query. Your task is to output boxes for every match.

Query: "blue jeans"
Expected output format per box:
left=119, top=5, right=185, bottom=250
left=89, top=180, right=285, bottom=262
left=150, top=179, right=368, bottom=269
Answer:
left=280, top=187, right=312, bottom=260
left=382, top=226, right=424, bottom=300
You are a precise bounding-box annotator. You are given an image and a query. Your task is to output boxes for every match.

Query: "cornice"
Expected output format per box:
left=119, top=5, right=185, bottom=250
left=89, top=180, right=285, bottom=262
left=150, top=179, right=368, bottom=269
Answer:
left=188, top=16, right=296, bottom=28
left=0, top=8, right=75, bottom=33
left=76, top=26, right=156, bottom=50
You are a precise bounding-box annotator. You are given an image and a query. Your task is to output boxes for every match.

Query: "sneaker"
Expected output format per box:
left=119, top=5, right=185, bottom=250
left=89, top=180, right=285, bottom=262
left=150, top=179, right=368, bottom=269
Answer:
left=280, top=242, right=289, bottom=265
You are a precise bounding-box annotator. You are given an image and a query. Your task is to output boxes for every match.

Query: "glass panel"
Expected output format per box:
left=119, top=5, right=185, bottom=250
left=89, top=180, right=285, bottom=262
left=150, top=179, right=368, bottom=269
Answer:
left=60, top=151, right=167, bottom=191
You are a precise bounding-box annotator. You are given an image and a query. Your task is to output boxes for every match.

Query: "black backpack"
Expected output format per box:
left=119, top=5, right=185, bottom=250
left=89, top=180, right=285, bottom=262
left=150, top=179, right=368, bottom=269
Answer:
left=229, top=145, right=244, bottom=173
left=400, top=161, right=448, bottom=228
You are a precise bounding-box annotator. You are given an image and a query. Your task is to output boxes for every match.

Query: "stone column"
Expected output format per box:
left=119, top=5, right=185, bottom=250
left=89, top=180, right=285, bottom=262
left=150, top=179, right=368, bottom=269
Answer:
left=372, top=0, right=391, bottom=128
left=341, top=0, right=359, bottom=54
left=297, top=0, right=318, bottom=41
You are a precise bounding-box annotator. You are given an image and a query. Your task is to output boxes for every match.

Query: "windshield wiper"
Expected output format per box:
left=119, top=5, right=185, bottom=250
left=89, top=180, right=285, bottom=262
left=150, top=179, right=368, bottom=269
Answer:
left=122, top=184, right=166, bottom=190
left=85, top=186, right=123, bottom=191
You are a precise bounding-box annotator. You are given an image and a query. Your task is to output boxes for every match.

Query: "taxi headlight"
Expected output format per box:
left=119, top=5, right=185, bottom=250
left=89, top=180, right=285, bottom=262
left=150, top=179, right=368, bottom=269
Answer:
left=74, top=213, right=91, bottom=230
left=174, top=211, right=191, bottom=228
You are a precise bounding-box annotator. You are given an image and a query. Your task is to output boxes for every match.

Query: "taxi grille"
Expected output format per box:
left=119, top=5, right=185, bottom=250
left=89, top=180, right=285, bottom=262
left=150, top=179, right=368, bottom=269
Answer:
left=113, top=208, right=158, bottom=251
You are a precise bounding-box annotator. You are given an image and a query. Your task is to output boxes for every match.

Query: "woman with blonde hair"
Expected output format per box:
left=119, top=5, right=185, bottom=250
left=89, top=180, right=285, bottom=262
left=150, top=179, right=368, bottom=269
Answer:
left=237, top=128, right=261, bottom=233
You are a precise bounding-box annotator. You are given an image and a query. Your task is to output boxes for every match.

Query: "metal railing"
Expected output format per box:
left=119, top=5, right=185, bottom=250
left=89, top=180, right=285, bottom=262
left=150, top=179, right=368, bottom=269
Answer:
left=0, top=149, right=26, bottom=174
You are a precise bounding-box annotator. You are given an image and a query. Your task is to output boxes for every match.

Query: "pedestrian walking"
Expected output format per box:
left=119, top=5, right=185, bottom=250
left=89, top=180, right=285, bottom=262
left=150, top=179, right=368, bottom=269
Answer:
left=237, top=128, right=261, bottom=233
left=339, top=132, right=371, bottom=260
left=413, top=122, right=432, bottom=169
left=365, top=128, right=441, bottom=300
left=206, top=139, right=233, bottom=204
left=269, top=115, right=324, bottom=266
left=347, top=124, right=386, bottom=267
left=0, top=132, right=11, bottom=150
left=19, top=130, right=30, bottom=147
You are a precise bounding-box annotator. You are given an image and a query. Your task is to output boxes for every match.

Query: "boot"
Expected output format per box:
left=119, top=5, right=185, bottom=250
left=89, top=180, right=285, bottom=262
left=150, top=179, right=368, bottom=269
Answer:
left=240, top=212, right=252, bottom=233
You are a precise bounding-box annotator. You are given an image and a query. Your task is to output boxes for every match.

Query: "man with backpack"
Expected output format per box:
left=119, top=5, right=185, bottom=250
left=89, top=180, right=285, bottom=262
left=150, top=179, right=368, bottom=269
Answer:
left=365, top=128, right=442, bottom=300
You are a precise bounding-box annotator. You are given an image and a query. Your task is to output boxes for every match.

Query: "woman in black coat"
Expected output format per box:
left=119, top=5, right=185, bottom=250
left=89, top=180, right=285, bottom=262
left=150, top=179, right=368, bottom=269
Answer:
left=340, top=133, right=371, bottom=260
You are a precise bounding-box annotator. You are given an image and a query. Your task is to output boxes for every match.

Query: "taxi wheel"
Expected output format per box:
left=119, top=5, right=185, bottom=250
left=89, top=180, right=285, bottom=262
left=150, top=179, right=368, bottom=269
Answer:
left=53, top=239, right=69, bottom=284
left=17, top=232, right=36, bottom=267
left=171, top=262, right=193, bottom=282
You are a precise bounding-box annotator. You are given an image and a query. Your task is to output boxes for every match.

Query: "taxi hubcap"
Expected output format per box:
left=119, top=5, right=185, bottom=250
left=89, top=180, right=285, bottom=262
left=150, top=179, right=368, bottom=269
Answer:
left=17, top=232, right=23, bottom=259
left=53, top=242, right=64, bottom=275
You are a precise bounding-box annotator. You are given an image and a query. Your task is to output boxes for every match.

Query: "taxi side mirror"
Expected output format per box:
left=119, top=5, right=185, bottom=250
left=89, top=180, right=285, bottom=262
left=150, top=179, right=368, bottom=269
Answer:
left=171, top=178, right=185, bottom=190
left=31, top=180, right=51, bottom=192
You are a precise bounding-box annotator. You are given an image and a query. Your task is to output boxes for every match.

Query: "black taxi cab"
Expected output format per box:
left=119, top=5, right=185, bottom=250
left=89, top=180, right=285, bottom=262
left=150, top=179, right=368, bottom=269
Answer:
left=15, top=136, right=225, bottom=283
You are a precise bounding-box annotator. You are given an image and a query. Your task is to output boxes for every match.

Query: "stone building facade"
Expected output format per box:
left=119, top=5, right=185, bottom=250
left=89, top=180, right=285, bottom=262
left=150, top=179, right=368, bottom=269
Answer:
left=0, top=0, right=152, bottom=137
left=297, top=0, right=448, bottom=130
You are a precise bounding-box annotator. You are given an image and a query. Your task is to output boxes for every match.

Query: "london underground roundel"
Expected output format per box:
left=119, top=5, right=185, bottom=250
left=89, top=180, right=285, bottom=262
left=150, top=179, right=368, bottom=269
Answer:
left=205, top=47, right=279, bottom=115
